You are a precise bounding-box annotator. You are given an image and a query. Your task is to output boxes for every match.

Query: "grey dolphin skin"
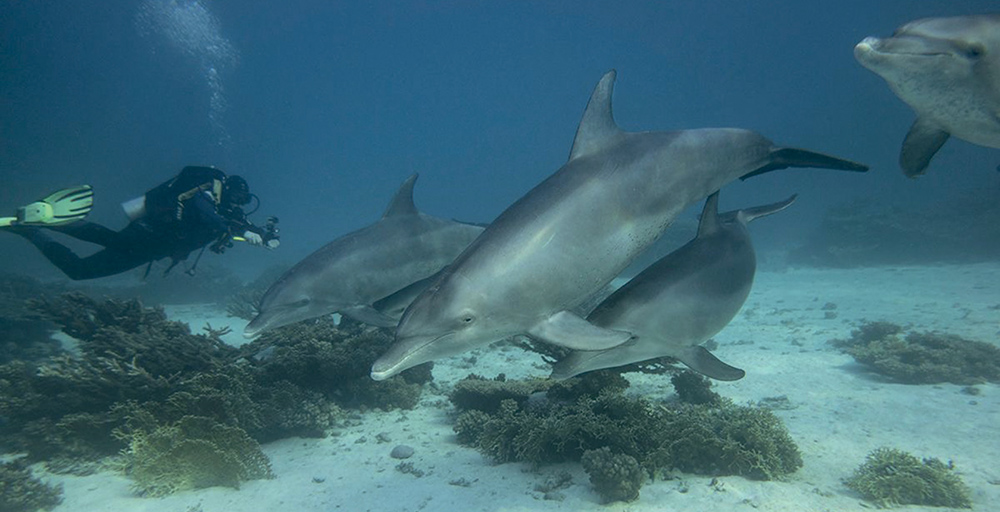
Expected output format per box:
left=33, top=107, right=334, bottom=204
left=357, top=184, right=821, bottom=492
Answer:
left=243, top=174, right=484, bottom=337
left=371, top=70, right=868, bottom=381
left=551, top=192, right=796, bottom=381
left=854, top=14, right=1000, bottom=177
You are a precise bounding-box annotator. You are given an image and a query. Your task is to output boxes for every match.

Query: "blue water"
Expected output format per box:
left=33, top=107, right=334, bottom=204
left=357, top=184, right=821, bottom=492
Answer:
left=1, top=0, right=996, bottom=279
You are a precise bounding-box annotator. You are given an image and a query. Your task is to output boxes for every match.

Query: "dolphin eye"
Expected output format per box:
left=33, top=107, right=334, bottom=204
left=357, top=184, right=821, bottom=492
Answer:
left=459, top=313, right=475, bottom=325
left=965, top=45, right=984, bottom=59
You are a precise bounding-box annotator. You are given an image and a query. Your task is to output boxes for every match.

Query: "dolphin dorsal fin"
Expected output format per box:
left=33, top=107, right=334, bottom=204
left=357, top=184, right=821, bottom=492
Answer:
left=696, top=192, right=721, bottom=238
left=568, top=70, right=624, bottom=161
left=382, top=174, right=420, bottom=218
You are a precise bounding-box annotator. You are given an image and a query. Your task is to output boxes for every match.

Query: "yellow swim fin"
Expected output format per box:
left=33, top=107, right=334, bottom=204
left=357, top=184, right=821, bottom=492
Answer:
left=0, top=185, right=94, bottom=227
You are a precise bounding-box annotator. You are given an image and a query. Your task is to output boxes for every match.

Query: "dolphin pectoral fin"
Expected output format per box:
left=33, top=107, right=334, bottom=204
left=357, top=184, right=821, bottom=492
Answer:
left=740, top=148, right=869, bottom=180
left=528, top=311, right=633, bottom=351
left=373, top=273, right=440, bottom=319
left=900, top=117, right=950, bottom=178
left=550, top=349, right=605, bottom=380
left=676, top=346, right=745, bottom=381
left=340, top=305, right=400, bottom=328
left=725, top=194, right=798, bottom=224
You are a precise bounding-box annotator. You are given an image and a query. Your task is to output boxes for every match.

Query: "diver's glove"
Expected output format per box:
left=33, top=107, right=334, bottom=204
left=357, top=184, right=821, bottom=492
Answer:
left=243, top=231, right=263, bottom=246
left=265, top=239, right=280, bottom=250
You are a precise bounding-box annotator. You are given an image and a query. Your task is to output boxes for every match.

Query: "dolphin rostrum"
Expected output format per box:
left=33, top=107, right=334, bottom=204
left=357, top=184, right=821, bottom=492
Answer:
left=243, top=174, right=484, bottom=337
left=854, top=14, right=1000, bottom=177
left=551, top=191, right=796, bottom=380
left=371, top=70, right=868, bottom=380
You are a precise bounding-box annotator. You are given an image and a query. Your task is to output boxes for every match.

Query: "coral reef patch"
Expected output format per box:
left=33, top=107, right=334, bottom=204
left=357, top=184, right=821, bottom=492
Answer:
left=450, top=371, right=801, bottom=502
left=0, top=459, right=63, bottom=512
left=789, top=186, right=1000, bottom=267
left=833, top=321, right=1000, bottom=384
left=581, top=446, right=645, bottom=503
left=0, top=290, right=430, bottom=496
left=115, top=412, right=273, bottom=497
left=0, top=274, right=63, bottom=364
left=845, top=447, right=972, bottom=508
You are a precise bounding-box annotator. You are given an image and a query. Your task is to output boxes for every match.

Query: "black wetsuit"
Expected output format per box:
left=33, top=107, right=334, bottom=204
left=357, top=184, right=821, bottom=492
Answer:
left=12, top=190, right=245, bottom=280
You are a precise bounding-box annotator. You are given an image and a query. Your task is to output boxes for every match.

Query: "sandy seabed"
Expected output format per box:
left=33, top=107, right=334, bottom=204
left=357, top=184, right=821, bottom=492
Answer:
left=38, top=262, right=1000, bottom=512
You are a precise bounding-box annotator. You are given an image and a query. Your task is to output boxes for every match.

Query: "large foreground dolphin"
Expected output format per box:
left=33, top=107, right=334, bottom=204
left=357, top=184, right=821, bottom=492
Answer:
left=244, top=174, right=484, bottom=337
left=551, top=192, right=796, bottom=380
left=371, top=70, right=868, bottom=380
left=855, top=14, right=1000, bottom=177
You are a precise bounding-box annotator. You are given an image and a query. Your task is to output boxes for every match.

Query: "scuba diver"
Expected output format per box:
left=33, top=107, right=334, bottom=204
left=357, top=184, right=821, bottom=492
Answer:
left=0, top=166, right=279, bottom=280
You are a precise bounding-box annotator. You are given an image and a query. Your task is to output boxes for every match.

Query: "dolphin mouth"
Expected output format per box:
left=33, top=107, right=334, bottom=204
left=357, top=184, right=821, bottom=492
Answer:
left=370, top=331, right=455, bottom=381
left=856, top=36, right=952, bottom=58
left=243, top=316, right=268, bottom=339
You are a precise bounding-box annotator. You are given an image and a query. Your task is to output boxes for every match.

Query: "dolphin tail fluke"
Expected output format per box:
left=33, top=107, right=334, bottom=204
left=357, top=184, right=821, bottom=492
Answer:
left=676, top=346, right=745, bottom=381
left=740, top=148, right=869, bottom=180
left=900, top=117, right=950, bottom=178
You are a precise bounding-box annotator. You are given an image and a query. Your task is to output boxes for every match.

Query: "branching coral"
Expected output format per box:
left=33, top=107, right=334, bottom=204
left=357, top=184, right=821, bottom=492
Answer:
left=789, top=187, right=1000, bottom=267
left=833, top=321, right=1000, bottom=384
left=1, top=294, right=342, bottom=479
left=0, top=459, right=63, bottom=512
left=224, top=264, right=289, bottom=320
left=581, top=447, right=646, bottom=503
left=240, top=316, right=430, bottom=410
left=0, top=273, right=63, bottom=364
left=451, top=373, right=801, bottom=482
left=116, top=413, right=274, bottom=497
left=31, top=293, right=238, bottom=378
left=0, top=294, right=240, bottom=466
left=660, top=400, right=802, bottom=480
left=845, top=447, right=972, bottom=508
left=449, top=374, right=552, bottom=413
left=670, top=370, right=721, bottom=405
left=1, top=290, right=427, bottom=497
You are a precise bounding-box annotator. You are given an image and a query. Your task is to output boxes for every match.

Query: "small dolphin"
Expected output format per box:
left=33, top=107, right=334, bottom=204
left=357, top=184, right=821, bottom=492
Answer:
left=371, top=70, right=867, bottom=381
left=551, top=192, right=796, bottom=380
left=244, top=174, right=484, bottom=337
left=855, top=14, right=1000, bottom=176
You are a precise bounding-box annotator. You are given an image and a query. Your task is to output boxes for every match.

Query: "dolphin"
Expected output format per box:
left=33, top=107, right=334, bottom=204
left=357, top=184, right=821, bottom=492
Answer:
left=550, top=191, right=796, bottom=380
left=854, top=14, right=1000, bottom=177
left=371, top=70, right=868, bottom=381
left=243, top=174, right=484, bottom=337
